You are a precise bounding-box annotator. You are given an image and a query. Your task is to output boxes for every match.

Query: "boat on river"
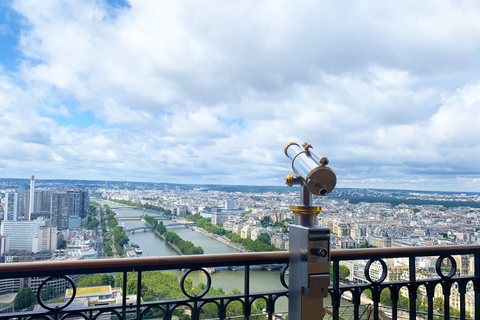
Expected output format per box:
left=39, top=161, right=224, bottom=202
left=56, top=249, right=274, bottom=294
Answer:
left=205, top=267, right=216, bottom=274
left=131, top=243, right=142, bottom=254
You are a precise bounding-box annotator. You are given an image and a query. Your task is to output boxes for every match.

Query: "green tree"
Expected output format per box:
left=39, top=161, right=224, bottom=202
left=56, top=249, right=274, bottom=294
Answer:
left=258, top=233, right=271, bottom=245
left=86, top=218, right=99, bottom=230
left=14, top=287, right=36, bottom=310
left=339, top=265, right=350, bottom=279
left=380, top=288, right=392, bottom=306
left=433, top=297, right=444, bottom=312
left=40, top=285, right=54, bottom=301
left=77, top=274, right=115, bottom=287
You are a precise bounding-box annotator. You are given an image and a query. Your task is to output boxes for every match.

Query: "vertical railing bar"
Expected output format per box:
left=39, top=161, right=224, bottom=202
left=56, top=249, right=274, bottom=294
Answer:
left=193, top=300, right=198, bottom=320
left=353, top=288, right=360, bottom=320
left=391, top=285, right=398, bottom=320
left=459, top=283, right=466, bottom=320
left=219, top=298, right=225, bottom=320
left=475, top=252, right=480, bottom=320
left=408, top=256, right=416, bottom=320
left=244, top=264, right=250, bottom=320
left=373, top=286, right=379, bottom=320
left=137, top=270, right=142, bottom=319
left=122, top=271, right=127, bottom=320
left=332, top=260, right=340, bottom=320
left=427, top=284, right=433, bottom=320
left=268, top=294, right=273, bottom=320
left=443, top=282, right=451, bottom=320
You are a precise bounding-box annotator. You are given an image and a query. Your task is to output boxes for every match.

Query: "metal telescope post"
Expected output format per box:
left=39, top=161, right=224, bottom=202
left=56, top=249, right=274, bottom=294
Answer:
left=284, top=142, right=337, bottom=320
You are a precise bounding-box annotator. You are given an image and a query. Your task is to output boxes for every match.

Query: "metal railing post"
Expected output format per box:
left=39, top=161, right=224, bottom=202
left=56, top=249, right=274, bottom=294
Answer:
left=475, top=252, right=480, bottom=320
left=288, top=187, right=331, bottom=320
left=408, top=256, right=416, bottom=320
left=284, top=142, right=336, bottom=320
left=122, top=271, right=127, bottom=320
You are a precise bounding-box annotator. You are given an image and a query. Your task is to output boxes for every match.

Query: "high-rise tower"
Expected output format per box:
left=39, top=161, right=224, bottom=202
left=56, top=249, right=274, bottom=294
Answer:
left=28, top=175, right=35, bottom=220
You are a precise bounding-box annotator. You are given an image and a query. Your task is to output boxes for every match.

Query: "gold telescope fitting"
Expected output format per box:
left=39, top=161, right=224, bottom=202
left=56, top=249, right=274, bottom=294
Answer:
left=284, top=174, right=294, bottom=187
left=284, top=142, right=300, bottom=157
left=288, top=205, right=324, bottom=216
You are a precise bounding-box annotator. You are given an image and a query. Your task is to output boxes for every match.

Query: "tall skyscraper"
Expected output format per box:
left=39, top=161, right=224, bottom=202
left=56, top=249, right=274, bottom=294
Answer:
left=51, top=192, right=73, bottom=230
left=4, top=193, right=18, bottom=221
left=29, top=175, right=35, bottom=220
left=50, top=190, right=89, bottom=229
left=16, top=190, right=28, bottom=220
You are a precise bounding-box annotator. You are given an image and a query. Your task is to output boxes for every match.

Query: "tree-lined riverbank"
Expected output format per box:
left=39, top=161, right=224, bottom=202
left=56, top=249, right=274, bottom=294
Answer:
left=143, top=215, right=204, bottom=255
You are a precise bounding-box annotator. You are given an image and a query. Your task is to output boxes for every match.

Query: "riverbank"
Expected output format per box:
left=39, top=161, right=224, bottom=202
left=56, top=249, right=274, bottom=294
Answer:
left=141, top=218, right=183, bottom=255
left=189, top=225, right=247, bottom=253
left=155, top=230, right=183, bottom=255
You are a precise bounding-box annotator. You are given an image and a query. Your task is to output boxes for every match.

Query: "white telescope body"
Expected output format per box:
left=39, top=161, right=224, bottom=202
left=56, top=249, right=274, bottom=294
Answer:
left=284, top=142, right=336, bottom=196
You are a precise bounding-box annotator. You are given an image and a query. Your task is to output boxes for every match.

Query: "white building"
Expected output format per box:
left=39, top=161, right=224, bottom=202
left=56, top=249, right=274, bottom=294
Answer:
left=250, top=228, right=269, bottom=241
left=232, top=224, right=242, bottom=236
left=0, top=219, right=46, bottom=252
left=271, top=234, right=289, bottom=250
left=241, top=225, right=251, bottom=239
left=37, top=226, right=58, bottom=251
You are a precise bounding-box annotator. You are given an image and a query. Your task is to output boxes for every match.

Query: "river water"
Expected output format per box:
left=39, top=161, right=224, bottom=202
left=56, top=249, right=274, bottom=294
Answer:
left=95, top=199, right=349, bottom=312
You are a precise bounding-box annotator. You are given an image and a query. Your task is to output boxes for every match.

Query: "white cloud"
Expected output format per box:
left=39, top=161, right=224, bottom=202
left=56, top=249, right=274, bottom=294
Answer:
left=1, top=0, right=480, bottom=191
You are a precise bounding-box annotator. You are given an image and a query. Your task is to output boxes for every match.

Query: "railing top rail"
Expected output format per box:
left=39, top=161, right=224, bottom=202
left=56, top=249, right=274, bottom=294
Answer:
left=330, top=244, right=480, bottom=261
left=0, top=251, right=290, bottom=278
left=1, top=245, right=478, bottom=278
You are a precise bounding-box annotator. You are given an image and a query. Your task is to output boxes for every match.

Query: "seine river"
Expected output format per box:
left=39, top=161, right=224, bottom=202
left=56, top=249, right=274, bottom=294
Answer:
left=94, top=199, right=348, bottom=312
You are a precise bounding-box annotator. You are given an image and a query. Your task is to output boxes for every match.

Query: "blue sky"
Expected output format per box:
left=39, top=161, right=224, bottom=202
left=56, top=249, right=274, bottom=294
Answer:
left=1, top=0, right=480, bottom=192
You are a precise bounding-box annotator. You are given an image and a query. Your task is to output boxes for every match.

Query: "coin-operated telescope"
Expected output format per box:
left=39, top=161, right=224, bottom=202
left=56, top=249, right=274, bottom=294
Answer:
left=284, top=142, right=336, bottom=320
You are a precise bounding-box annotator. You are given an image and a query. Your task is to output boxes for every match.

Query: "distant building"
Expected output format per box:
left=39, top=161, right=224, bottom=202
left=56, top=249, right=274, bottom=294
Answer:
left=211, top=212, right=237, bottom=226
left=174, top=206, right=187, bottom=217
left=37, top=226, right=58, bottom=251
left=69, top=216, right=81, bottom=230
left=0, top=237, right=6, bottom=256
left=51, top=190, right=89, bottom=229
left=29, top=175, right=35, bottom=220
left=250, top=228, right=269, bottom=241
left=225, top=200, right=236, bottom=210
left=51, top=192, right=72, bottom=230
left=0, top=279, right=22, bottom=295
left=241, top=225, right=251, bottom=239
left=29, top=274, right=82, bottom=299
left=0, top=219, right=46, bottom=252
left=271, top=234, right=289, bottom=250
left=4, top=193, right=18, bottom=221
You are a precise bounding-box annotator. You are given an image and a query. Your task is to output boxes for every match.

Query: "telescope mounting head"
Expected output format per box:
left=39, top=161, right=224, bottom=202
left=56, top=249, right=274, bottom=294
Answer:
left=284, top=142, right=337, bottom=226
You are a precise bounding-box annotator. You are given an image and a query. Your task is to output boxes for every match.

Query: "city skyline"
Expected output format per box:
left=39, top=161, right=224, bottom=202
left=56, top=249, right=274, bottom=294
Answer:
left=1, top=1, right=480, bottom=192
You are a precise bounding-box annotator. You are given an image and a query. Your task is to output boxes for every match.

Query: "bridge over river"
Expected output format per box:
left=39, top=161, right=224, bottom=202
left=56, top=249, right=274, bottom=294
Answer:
left=117, top=215, right=171, bottom=221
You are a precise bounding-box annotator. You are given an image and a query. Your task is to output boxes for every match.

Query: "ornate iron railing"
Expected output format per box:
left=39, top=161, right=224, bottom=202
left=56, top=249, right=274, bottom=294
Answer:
left=330, top=245, right=480, bottom=320
left=0, top=245, right=479, bottom=320
left=0, top=252, right=289, bottom=320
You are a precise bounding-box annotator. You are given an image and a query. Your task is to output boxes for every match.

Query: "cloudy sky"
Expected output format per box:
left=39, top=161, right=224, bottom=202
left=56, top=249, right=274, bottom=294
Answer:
left=1, top=0, right=480, bottom=192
